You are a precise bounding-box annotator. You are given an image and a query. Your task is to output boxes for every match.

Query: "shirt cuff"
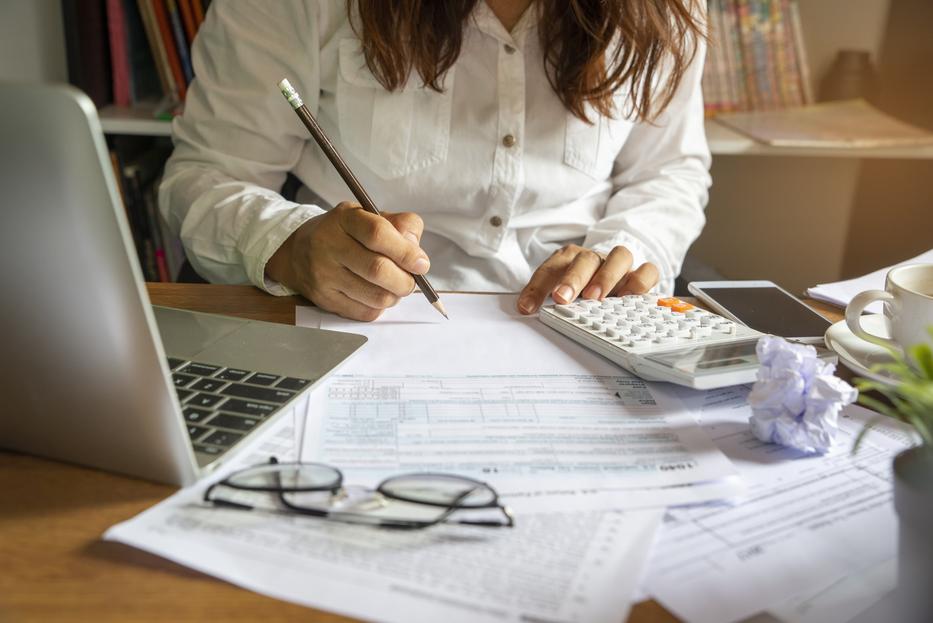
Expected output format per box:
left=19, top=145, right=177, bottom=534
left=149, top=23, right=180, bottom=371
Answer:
left=248, top=203, right=326, bottom=296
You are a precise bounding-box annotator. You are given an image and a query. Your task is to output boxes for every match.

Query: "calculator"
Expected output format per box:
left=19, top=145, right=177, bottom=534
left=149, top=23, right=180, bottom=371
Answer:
left=538, top=295, right=767, bottom=389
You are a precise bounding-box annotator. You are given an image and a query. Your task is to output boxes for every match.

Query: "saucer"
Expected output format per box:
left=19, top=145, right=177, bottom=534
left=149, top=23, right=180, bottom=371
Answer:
left=824, top=314, right=898, bottom=386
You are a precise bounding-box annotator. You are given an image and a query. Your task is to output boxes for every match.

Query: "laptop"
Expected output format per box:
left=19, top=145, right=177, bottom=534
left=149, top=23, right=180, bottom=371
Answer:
left=0, top=83, right=366, bottom=486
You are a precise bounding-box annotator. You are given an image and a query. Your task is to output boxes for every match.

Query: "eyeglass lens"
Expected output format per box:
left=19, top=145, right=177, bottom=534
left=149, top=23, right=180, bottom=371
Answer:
left=226, top=462, right=341, bottom=491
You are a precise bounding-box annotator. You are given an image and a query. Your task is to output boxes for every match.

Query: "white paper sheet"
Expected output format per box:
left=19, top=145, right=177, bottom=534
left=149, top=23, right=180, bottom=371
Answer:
left=297, top=293, right=640, bottom=376
left=642, top=386, right=916, bottom=623
left=105, top=415, right=663, bottom=623
left=806, top=248, right=933, bottom=313
left=298, top=294, right=740, bottom=511
left=767, top=558, right=896, bottom=623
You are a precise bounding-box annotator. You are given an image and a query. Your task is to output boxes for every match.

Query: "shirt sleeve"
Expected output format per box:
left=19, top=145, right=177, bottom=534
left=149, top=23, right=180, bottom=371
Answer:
left=159, top=1, right=325, bottom=295
left=583, top=35, right=712, bottom=296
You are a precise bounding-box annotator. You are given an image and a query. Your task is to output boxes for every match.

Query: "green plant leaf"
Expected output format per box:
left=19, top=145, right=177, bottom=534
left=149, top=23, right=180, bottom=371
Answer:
left=909, top=343, right=933, bottom=380
left=852, top=413, right=886, bottom=454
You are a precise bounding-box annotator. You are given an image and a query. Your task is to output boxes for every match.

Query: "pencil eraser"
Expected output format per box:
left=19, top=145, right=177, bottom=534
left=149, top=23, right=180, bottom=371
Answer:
left=278, top=78, right=303, bottom=109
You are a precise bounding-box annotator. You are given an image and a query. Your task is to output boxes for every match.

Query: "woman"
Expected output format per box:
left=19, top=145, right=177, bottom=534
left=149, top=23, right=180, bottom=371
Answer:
left=160, top=0, right=710, bottom=321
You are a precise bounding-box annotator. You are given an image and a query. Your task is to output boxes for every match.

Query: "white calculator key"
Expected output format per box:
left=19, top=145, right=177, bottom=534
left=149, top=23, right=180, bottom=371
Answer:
left=555, top=306, right=576, bottom=318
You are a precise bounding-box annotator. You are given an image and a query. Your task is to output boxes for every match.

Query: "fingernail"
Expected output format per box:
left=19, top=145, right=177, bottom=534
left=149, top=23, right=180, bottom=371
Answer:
left=518, top=297, right=536, bottom=314
left=555, top=285, right=573, bottom=303
left=404, top=232, right=419, bottom=244
left=586, top=286, right=602, bottom=300
left=412, top=257, right=430, bottom=274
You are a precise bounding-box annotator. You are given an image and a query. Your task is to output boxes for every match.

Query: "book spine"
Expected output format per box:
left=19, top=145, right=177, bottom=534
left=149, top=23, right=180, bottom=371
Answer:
left=727, top=1, right=749, bottom=110
left=151, top=0, right=187, bottom=100
left=62, top=0, right=113, bottom=108
left=135, top=0, right=172, bottom=98
left=718, top=0, right=738, bottom=111
left=166, top=0, right=194, bottom=84
left=178, top=0, right=197, bottom=44
left=123, top=0, right=163, bottom=103
left=701, top=1, right=719, bottom=116
left=778, top=0, right=802, bottom=107
left=106, top=0, right=132, bottom=106
left=750, top=0, right=776, bottom=110
left=787, top=0, right=814, bottom=104
left=770, top=0, right=789, bottom=107
left=141, top=178, right=170, bottom=282
left=736, top=0, right=760, bottom=110
left=191, top=0, right=205, bottom=26
left=123, top=164, right=159, bottom=282
left=712, top=0, right=731, bottom=116
left=764, top=0, right=783, bottom=109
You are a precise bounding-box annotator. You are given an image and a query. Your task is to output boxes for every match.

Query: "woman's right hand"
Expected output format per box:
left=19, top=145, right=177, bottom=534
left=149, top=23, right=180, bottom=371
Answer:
left=266, top=201, right=431, bottom=321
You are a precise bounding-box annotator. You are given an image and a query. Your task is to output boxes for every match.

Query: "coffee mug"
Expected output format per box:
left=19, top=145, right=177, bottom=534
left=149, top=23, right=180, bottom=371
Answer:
left=845, top=263, right=933, bottom=351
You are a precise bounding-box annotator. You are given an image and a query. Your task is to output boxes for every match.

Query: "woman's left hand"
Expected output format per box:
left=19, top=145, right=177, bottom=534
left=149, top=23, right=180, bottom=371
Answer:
left=517, top=244, right=659, bottom=315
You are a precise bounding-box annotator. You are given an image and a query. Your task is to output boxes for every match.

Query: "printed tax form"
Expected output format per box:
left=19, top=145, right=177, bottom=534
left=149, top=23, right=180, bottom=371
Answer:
left=642, top=385, right=916, bottom=623
left=298, top=294, right=742, bottom=509
left=106, top=410, right=663, bottom=623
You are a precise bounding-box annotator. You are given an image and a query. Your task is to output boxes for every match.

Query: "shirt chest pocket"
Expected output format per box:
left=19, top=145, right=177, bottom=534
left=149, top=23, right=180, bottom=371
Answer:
left=563, top=110, right=633, bottom=180
left=336, top=39, right=455, bottom=180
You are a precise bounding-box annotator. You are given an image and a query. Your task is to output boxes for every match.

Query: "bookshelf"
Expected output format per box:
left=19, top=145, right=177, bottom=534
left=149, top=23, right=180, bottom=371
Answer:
left=99, top=104, right=172, bottom=136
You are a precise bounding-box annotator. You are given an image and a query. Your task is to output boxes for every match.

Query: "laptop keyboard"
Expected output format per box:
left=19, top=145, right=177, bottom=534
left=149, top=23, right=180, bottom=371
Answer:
left=167, top=358, right=311, bottom=457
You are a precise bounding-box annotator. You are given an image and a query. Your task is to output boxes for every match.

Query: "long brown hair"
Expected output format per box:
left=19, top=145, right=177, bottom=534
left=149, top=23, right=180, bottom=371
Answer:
left=351, top=0, right=705, bottom=123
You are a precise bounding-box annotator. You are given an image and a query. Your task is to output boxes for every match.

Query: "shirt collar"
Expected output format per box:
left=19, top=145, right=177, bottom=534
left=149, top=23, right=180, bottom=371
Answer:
left=470, top=1, right=538, bottom=48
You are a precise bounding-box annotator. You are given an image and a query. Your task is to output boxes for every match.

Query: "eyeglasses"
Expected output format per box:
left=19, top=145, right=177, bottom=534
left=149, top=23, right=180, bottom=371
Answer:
left=203, top=457, right=515, bottom=530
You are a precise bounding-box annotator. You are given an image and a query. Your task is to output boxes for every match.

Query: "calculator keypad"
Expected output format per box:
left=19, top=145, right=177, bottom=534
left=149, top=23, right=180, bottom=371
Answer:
left=540, top=295, right=757, bottom=355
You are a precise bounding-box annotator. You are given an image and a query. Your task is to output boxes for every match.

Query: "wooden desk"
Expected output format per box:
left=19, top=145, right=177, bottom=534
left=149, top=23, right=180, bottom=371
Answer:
left=0, top=284, right=844, bottom=623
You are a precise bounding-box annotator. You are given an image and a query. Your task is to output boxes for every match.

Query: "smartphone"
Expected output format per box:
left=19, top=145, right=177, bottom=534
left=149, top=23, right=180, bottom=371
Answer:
left=687, top=280, right=831, bottom=343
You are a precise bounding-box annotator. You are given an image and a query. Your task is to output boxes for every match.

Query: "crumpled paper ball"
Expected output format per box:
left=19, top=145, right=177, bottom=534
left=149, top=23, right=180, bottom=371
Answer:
left=748, top=336, right=857, bottom=453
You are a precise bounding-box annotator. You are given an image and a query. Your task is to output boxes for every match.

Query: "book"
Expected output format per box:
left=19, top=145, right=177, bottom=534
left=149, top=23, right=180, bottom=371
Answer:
left=786, top=0, right=813, bottom=104
left=166, top=0, right=194, bottom=84
left=62, top=0, right=112, bottom=108
left=702, top=0, right=812, bottom=115
left=150, top=0, right=187, bottom=100
left=178, top=0, right=197, bottom=44
left=122, top=0, right=163, bottom=103
left=191, top=0, right=205, bottom=26
left=136, top=0, right=177, bottom=102
left=715, top=99, right=933, bottom=148
left=106, top=0, right=132, bottom=106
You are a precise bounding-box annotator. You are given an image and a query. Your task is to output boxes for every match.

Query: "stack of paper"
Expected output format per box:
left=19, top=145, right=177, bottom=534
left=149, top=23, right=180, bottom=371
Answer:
left=104, top=293, right=915, bottom=622
left=807, top=248, right=933, bottom=313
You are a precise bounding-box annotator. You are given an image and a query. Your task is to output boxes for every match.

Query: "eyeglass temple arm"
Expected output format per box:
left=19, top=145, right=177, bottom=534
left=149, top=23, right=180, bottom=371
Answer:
left=203, top=482, right=256, bottom=511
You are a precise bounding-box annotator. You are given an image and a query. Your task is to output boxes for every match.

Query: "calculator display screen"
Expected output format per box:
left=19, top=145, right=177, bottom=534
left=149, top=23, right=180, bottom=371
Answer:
left=644, top=340, right=761, bottom=375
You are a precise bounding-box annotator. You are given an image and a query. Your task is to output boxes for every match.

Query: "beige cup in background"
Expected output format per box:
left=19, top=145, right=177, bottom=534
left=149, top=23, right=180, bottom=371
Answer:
left=845, top=264, right=933, bottom=352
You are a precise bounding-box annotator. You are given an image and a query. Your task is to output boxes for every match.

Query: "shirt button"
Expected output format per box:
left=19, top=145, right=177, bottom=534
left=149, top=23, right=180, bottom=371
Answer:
left=489, top=215, right=503, bottom=227
left=502, top=134, right=517, bottom=148
left=504, top=44, right=516, bottom=54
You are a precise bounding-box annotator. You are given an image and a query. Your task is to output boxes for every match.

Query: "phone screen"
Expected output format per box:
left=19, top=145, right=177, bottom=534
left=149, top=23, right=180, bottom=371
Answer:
left=702, top=287, right=831, bottom=338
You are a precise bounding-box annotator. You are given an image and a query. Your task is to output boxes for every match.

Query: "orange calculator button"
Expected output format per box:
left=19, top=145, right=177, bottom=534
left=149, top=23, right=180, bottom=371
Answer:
left=657, top=297, right=695, bottom=313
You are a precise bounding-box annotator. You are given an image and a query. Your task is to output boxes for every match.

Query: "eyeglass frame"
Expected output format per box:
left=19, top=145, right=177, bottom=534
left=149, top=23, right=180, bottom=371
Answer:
left=203, top=457, right=515, bottom=530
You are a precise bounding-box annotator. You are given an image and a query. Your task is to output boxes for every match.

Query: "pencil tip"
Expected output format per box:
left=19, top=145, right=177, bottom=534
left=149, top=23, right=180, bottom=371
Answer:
left=432, top=300, right=449, bottom=319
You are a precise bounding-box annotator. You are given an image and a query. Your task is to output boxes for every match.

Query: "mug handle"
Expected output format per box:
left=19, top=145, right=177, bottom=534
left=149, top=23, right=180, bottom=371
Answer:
left=845, top=290, right=897, bottom=349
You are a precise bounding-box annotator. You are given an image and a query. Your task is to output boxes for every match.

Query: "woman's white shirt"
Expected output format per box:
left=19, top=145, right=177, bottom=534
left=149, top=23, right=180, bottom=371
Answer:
left=160, top=0, right=711, bottom=296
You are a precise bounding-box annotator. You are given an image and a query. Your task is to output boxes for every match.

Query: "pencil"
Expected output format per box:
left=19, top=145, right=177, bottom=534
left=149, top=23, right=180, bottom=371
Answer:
left=277, top=78, right=448, bottom=320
